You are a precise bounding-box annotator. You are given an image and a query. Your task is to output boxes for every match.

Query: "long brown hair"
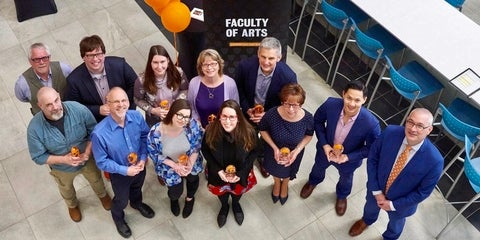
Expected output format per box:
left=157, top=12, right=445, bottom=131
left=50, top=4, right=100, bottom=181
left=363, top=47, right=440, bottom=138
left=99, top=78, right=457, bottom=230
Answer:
left=143, top=45, right=182, bottom=94
left=205, top=100, right=256, bottom=151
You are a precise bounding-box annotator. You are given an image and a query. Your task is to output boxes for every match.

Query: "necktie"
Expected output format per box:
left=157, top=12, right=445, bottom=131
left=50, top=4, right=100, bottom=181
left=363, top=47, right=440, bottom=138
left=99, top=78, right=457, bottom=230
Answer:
left=385, top=145, right=412, bottom=193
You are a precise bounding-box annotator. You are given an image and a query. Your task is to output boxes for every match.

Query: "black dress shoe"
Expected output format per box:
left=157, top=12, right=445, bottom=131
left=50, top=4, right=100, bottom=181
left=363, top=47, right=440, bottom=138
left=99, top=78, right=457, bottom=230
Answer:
left=279, top=195, right=289, bottom=205
left=271, top=191, right=279, bottom=203
left=182, top=198, right=195, bottom=218
left=170, top=199, right=180, bottom=216
left=115, top=221, right=132, bottom=238
left=259, top=165, right=270, bottom=178
left=217, top=205, right=229, bottom=228
left=132, top=203, right=155, bottom=218
left=232, top=202, right=244, bottom=225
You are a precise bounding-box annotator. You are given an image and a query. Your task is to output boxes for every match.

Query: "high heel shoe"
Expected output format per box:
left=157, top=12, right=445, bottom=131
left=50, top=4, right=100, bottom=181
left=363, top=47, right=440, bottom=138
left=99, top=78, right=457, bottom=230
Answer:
left=279, top=195, right=288, bottom=205
left=271, top=191, right=279, bottom=203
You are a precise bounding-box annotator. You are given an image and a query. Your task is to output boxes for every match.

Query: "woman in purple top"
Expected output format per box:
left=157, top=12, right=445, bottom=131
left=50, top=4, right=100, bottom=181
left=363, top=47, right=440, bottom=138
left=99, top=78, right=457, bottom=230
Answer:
left=187, top=49, right=239, bottom=127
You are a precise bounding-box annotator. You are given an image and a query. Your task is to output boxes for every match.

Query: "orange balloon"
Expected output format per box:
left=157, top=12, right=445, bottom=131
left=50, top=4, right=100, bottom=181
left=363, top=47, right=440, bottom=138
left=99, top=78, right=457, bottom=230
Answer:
left=146, top=0, right=171, bottom=16
left=161, top=2, right=191, bottom=33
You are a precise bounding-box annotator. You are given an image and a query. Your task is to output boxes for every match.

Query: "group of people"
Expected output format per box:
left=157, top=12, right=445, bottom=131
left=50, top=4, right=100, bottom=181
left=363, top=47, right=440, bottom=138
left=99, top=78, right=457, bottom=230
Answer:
left=18, top=34, right=444, bottom=240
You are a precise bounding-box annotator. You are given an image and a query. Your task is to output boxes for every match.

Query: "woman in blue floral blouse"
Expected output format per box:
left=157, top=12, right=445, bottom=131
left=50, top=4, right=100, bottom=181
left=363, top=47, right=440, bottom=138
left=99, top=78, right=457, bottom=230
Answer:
left=147, top=99, right=204, bottom=218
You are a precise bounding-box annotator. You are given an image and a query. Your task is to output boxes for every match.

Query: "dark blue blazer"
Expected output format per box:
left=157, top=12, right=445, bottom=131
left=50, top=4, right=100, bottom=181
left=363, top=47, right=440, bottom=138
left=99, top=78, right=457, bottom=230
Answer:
left=65, top=56, right=137, bottom=122
left=367, top=125, right=443, bottom=217
left=235, top=56, right=297, bottom=114
left=314, top=97, right=381, bottom=168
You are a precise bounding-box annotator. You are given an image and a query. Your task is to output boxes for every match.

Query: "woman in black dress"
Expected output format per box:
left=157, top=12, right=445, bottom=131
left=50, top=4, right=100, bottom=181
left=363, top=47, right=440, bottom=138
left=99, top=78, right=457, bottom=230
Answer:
left=202, top=100, right=258, bottom=228
left=259, top=83, right=314, bottom=205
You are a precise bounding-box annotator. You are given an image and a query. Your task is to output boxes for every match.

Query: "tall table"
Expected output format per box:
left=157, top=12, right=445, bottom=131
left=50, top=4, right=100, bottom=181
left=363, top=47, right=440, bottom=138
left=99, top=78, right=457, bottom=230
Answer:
left=351, top=0, right=480, bottom=107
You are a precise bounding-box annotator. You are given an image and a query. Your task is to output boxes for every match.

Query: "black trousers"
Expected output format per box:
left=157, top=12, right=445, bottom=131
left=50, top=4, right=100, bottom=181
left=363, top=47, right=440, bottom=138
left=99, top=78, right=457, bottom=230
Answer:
left=110, top=168, right=146, bottom=223
left=167, top=174, right=200, bottom=200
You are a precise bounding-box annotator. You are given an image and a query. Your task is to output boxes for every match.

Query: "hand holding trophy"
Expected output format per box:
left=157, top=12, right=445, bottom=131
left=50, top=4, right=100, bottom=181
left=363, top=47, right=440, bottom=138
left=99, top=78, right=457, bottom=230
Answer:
left=253, top=104, right=264, bottom=115
left=127, top=152, right=138, bottom=166
left=159, top=100, right=169, bottom=110
left=278, top=147, right=290, bottom=165
left=331, top=144, right=344, bottom=162
left=70, top=146, right=80, bottom=157
left=178, top=153, right=189, bottom=166
left=225, top=165, right=236, bottom=182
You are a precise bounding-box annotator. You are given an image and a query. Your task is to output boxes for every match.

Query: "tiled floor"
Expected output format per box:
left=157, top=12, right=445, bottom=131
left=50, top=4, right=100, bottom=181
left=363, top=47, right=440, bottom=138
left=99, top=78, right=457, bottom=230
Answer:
left=0, top=0, right=479, bottom=239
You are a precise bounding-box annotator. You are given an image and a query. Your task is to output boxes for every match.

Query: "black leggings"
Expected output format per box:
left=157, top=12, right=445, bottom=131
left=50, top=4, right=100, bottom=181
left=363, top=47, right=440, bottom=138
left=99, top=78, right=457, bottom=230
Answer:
left=167, top=174, right=199, bottom=200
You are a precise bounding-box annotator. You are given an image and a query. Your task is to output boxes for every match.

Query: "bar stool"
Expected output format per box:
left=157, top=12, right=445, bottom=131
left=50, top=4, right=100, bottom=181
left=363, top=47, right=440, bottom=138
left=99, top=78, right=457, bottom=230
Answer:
left=435, top=135, right=480, bottom=239
left=367, top=56, right=444, bottom=125
left=291, top=0, right=313, bottom=55
left=433, top=98, right=480, bottom=198
left=445, top=0, right=466, bottom=11
left=330, top=18, right=405, bottom=89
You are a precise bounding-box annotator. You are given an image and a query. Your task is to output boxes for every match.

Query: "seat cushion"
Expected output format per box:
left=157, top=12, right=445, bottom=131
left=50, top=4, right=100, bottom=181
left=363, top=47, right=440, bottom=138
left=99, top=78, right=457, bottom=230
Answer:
left=14, top=0, right=58, bottom=22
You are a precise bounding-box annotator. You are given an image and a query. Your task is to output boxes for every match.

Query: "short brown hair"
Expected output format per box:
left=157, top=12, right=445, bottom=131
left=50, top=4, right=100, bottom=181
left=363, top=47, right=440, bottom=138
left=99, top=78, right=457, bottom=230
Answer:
left=280, top=83, right=306, bottom=105
left=163, top=99, right=191, bottom=125
left=79, top=35, right=106, bottom=58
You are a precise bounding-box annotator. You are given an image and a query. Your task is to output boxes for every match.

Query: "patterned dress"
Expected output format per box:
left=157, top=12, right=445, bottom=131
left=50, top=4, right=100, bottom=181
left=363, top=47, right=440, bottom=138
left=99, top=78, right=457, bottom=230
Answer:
left=258, top=107, right=314, bottom=179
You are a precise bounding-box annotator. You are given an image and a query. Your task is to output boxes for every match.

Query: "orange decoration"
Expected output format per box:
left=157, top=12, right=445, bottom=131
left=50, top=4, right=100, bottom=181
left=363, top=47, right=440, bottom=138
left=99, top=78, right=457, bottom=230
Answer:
left=147, top=0, right=171, bottom=16
left=332, top=144, right=344, bottom=156
left=254, top=104, right=264, bottom=114
left=71, top=146, right=80, bottom=157
left=160, top=2, right=191, bottom=33
left=178, top=153, right=189, bottom=165
left=128, top=152, right=138, bottom=165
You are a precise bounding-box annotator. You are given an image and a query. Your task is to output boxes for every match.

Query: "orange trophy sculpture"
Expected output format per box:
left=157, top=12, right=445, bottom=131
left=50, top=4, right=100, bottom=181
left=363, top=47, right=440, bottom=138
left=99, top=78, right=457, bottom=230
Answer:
left=225, top=165, right=236, bottom=178
left=178, top=153, right=189, bottom=166
left=70, top=146, right=80, bottom=157
left=127, top=152, right=138, bottom=165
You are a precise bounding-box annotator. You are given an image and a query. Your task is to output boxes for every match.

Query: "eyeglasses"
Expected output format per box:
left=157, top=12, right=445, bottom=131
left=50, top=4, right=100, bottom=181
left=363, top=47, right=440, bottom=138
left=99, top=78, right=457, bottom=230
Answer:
left=31, top=55, right=50, bottom=63
left=108, top=99, right=128, bottom=105
left=283, top=102, right=301, bottom=109
left=175, top=113, right=191, bottom=121
left=202, top=62, right=218, bottom=69
left=220, top=114, right=238, bottom=122
left=405, top=119, right=430, bottom=130
left=84, top=52, right=105, bottom=60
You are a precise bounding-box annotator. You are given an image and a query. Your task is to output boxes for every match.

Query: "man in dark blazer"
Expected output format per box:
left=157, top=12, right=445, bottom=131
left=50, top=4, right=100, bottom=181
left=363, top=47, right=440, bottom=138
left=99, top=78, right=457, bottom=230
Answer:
left=65, top=35, right=136, bottom=122
left=300, top=81, right=381, bottom=216
left=349, top=108, right=443, bottom=240
left=235, top=37, right=297, bottom=178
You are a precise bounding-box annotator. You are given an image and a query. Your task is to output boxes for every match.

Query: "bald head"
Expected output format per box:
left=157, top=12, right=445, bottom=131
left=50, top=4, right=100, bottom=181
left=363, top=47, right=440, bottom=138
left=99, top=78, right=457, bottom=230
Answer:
left=106, top=87, right=129, bottom=121
left=37, top=87, right=63, bottom=120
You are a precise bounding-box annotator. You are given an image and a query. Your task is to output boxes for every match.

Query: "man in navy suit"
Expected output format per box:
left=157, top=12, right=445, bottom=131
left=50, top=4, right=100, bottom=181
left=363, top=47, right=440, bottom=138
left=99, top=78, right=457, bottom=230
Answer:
left=235, top=37, right=297, bottom=178
left=349, top=108, right=443, bottom=240
left=300, top=81, right=381, bottom=216
left=65, top=35, right=137, bottom=123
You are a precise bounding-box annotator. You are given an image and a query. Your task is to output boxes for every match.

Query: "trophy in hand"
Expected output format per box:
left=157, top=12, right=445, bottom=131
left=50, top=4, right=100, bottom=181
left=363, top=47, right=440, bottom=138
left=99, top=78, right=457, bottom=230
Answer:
left=225, top=165, right=236, bottom=178
left=332, top=144, right=344, bottom=159
left=178, top=153, right=189, bottom=166
left=71, top=146, right=80, bottom=157
left=279, top=147, right=290, bottom=165
left=127, top=152, right=138, bottom=166
left=253, top=104, right=264, bottom=115
left=159, top=99, right=169, bottom=110
left=208, top=114, right=216, bottom=124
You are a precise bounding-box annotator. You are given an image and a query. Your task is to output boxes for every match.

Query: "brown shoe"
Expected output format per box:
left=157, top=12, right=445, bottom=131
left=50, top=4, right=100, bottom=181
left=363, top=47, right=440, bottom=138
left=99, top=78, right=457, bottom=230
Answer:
left=68, top=206, right=82, bottom=222
left=99, top=194, right=112, bottom=210
left=157, top=176, right=166, bottom=186
left=349, top=219, right=368, bottom=236
left=335, top=198, right=347, bottom=216
left=300, top=182, right=316, bottom=199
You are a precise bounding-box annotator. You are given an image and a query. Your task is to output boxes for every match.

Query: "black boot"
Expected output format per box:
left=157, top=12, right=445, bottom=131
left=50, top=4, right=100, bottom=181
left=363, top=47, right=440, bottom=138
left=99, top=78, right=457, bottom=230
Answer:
left=217, top=194, right=230, bottom=228
left=232, top=194, right=244, bottom=225
left=182, top=197, right=195, bottom=218
left=170, top=199, right=180, bottom=216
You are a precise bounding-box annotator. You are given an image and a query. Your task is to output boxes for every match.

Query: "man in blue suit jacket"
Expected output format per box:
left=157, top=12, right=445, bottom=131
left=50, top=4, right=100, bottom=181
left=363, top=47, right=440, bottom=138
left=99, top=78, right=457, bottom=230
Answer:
left=300, top=81, right=381, bottom=216
left=349, top=108, right=443, bottom=240
left=235, top=37, right=297, bottom=178
left=66, top=35, right=137, bottom=123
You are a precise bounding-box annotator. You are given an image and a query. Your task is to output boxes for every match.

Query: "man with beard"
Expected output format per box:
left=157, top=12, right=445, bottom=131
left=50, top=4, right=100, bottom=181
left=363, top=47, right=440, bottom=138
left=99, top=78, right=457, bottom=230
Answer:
left=91, top=87, right=155, bottom=238
left=27, top=87, right=112, bottom=222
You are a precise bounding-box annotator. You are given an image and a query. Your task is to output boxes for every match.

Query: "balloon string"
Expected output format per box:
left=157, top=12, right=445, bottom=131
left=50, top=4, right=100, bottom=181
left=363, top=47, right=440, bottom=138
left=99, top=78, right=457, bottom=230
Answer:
left=174, top=32, right=179, bottom=67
